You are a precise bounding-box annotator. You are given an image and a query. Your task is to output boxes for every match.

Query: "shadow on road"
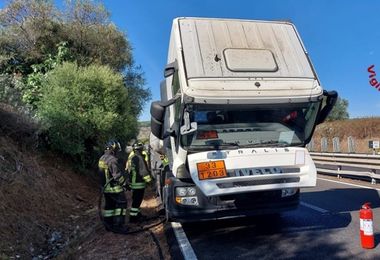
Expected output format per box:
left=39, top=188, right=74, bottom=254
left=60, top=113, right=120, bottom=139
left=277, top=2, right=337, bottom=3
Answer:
left=181, top=185, right=380, bottom=259
left=182, top=210, right=356, bottom=259
left=302, top=186, right=380, bottom=212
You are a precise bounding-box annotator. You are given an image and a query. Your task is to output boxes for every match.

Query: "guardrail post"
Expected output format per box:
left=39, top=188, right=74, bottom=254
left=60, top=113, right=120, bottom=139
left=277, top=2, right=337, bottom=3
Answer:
left=321, top=137, right=328, bottom=153
left=333, top=137, right=340, bottom=153
left=348, top=136, right=355, bottom=153
left=371, top=169, right=376, bottom=184
left=337, top=165, right=342, bottom=179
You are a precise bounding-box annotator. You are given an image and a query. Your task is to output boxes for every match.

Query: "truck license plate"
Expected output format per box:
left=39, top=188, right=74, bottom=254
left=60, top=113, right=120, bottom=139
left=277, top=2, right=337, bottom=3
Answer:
left=197, top=160, right=227, bottom=180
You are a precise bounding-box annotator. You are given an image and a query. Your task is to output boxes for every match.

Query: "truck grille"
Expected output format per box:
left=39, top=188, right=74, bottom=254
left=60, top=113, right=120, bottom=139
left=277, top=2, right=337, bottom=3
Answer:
left=217, top=177, right=300, bottom=188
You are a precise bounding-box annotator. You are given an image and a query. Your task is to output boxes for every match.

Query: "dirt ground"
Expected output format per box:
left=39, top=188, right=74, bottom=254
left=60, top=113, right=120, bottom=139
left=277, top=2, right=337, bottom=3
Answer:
left=63, top=191, right=170, bottom=260
left=0, top=105, right=170, bottom=259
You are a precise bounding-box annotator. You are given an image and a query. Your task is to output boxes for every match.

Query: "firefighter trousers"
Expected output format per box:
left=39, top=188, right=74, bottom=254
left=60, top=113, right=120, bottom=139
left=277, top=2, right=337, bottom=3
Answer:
left=130, top=188, right=145, bottom=218
left=103, top=192, right=127, bottom=228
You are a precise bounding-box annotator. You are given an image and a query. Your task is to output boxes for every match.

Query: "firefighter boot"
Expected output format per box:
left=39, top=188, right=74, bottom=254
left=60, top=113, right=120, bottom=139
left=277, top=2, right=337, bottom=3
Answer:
left=103, top=217, right=113, bottom=231
left=112, top=215, right=128, bottom=233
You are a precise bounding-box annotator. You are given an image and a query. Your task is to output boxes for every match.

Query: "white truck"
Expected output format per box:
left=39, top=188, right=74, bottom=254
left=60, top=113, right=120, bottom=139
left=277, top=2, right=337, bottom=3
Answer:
left=150, top=17, right=337, bottom=222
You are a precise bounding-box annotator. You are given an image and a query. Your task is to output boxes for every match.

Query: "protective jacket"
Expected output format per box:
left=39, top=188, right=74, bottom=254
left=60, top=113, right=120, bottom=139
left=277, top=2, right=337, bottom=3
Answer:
left=128, top=152, right=152, bottom=189
left=126, top=150, right=149, bottom=172
left=98, top=150, right=127, bottom=230
left=98, top=150, right=126, bottom=193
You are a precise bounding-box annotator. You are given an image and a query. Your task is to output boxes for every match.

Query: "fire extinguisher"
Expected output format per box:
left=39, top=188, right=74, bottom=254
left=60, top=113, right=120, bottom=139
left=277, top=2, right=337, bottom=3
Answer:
left=360, top=202, right=375, bottom=249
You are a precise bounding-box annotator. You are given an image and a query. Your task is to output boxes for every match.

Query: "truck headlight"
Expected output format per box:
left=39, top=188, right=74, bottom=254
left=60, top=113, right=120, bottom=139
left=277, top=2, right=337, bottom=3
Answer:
left=175, top=186, right=198, bottom=206
left=175, top=187, right=197, bottom=196
left=187, top=187, right=196, bottom=196
left=176, top=187, right=188, bottom=196
left=175, top=196, right=199, bottom=206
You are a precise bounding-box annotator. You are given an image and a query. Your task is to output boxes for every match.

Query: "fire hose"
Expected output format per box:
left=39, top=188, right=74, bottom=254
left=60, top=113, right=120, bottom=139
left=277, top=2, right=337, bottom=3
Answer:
left=98, top=177, right=166, bottom=259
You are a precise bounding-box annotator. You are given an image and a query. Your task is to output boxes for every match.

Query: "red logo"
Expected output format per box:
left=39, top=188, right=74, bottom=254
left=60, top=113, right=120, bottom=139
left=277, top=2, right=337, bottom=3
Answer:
left=368, top=65, right=380, bottom=90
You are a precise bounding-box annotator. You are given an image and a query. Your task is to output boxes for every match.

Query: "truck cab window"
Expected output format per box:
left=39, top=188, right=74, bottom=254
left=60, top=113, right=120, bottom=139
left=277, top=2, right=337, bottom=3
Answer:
left=180, top=102, right=321, bottom=150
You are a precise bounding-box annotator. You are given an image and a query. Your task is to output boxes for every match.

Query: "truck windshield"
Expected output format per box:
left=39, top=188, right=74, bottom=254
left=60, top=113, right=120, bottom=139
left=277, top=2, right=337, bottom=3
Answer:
left=180, top=102, right=321, bottom=150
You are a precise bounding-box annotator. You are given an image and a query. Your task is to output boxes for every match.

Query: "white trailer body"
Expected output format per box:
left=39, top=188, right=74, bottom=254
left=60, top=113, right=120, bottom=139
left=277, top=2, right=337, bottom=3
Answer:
left=150, top=17, right=337, bottom=222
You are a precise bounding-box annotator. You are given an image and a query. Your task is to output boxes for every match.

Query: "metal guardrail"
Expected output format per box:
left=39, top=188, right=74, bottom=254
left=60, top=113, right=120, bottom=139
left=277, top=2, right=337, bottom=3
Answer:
left=310, top=152, right=380, bottom=184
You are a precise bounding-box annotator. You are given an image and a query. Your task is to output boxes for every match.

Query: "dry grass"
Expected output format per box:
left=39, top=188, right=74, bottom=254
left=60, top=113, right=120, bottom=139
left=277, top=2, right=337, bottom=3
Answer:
left=312, top=118, right=380, bottom=153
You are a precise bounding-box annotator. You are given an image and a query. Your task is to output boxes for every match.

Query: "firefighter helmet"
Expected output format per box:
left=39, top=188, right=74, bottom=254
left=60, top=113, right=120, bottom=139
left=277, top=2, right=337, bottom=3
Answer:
left=132, top=141, right=144, bottom=151
left=105, top=140, right=121, bottom=152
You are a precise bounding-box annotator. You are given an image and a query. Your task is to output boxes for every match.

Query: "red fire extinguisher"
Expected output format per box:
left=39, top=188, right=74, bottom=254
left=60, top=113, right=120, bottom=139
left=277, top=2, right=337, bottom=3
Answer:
left=360, top=202, right=375, bottom=249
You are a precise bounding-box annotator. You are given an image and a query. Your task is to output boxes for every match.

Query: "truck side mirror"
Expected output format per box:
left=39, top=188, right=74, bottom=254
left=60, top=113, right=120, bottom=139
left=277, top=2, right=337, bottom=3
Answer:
left=164, top=60, right=178, bottom=78
left=151, top=101, right=165, bottom=139
left=150, top=95, right=181, bottom=139
left=316, top=90, right=338, bottom=124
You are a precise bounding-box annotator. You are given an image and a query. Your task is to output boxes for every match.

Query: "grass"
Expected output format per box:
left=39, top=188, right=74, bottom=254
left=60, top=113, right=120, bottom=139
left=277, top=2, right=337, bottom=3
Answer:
left=312, top=118, right=380, bottom=153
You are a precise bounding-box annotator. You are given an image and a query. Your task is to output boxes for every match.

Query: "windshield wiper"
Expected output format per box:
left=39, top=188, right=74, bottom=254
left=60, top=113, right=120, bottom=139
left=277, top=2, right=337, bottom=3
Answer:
left=205, top=139, right=240, bottom=149
left=188, top=141, right=240, bottom=151
left=240, top=141, right=289, bottom=148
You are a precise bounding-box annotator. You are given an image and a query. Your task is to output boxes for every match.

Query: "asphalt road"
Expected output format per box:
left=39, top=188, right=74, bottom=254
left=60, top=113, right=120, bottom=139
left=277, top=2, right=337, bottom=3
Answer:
left=180, top=175, right=380, bottom=259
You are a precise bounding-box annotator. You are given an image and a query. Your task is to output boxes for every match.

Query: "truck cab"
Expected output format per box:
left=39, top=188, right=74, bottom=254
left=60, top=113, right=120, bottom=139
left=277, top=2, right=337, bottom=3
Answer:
left=150, top=17, right=337, bottom=222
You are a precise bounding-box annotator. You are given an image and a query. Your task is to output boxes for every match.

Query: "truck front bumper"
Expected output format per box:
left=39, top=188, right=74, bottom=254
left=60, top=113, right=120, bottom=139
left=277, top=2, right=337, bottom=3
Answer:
left=165, top=178, right=299, bottom=222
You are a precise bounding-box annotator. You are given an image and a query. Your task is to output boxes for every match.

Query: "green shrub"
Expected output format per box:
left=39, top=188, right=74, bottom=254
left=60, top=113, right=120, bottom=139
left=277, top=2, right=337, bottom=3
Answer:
left=37, top=62, right=138, bottom=165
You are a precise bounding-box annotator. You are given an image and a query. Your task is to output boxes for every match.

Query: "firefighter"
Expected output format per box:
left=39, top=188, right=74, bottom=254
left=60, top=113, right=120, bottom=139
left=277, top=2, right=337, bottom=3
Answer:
left=125, top=144, right=149, bottom=172
left=128, top=141, right=152, bottom=223
left=98, top=140, right=128, bottom=232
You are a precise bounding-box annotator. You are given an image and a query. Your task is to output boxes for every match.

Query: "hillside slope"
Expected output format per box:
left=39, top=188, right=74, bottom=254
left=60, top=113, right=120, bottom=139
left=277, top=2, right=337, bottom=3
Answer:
left=313, top=118, right=380, bottom=153
left=0, top=105, right=98, bottom=258
left=0, top=104, right=170, bottom=259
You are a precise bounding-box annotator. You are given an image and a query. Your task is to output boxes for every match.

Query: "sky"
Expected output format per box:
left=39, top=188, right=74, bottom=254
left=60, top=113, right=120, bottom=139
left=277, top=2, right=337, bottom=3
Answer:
left=98, top=0, right=380, bottom=121
left=3, top=0, right=378, bottom=121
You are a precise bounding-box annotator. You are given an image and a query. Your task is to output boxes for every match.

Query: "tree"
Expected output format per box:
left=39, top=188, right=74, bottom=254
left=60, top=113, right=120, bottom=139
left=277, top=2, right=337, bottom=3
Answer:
left=0, top=0, right=133, bottom=74
left=326, top=97, right=349, bottom=121
left=24, top=41, right=72, bottom=108
left=0, top=0, right=60, bottom=75
left=62, top=0, right=133, bottom=71
left=0, top=0, right=151, bottom=166
left=37, top=62, right=142, bottom=165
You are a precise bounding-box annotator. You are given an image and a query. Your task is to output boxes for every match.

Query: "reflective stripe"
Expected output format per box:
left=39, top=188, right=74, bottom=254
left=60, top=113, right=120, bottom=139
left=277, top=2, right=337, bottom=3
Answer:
left=126, top=152, right=134, bottom=171
left=104, top=186, right=123, bottom=193
left=98, top=160, right=107, bottom=169
left=114, top=208, right=126, bottom=216
left=114, top=208, right=123, bottom=215
left=162, top=156, right=169, bottom=167
left=130, top=207, right=140, bottom=216
left=143, top=151, right=148, bottom=162
left=143, top=175, right=152, bottom=183
left=127, top=151, right=148, bottom=171
left=130, top=182, right=146, bottom=189
left=103, top=210, right=115, bottom=217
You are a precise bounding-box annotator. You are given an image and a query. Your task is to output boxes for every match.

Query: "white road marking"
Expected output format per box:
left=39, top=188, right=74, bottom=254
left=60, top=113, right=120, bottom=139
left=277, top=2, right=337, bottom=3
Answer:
left=300, top=201, right=329, bottom=214
left=318, top=177, right=380, bottom=191
left=171, top=222, right=198, bottom=260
